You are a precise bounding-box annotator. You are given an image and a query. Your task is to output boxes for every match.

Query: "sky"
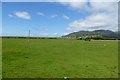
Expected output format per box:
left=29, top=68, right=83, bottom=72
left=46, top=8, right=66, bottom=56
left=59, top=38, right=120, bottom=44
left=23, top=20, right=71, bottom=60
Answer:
left=1, top=0, right=119, bottom=37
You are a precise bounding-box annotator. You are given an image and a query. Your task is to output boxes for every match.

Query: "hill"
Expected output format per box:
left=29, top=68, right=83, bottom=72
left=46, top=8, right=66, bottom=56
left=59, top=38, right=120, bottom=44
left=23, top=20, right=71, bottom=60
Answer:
left=62, top=30, right=119, bottom=39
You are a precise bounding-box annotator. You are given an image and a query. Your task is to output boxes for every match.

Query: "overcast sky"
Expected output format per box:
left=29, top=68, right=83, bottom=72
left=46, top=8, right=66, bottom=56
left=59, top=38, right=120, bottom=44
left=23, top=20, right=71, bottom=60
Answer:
left=1, top=0, right=119, bottom=37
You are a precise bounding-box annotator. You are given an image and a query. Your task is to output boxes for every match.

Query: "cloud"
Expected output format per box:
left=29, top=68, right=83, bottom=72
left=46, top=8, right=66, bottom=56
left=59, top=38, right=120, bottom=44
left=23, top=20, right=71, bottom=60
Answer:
left=63, top=1, right=118, bottom=32
left=67, top=13, right=118, bottom=31
left=63, top=15, right=70, bottom=20
left=54, top=32, right=58, bottom=35
left=89, top=0, right=119, bottom=2
left=50, top=14, right=58, bottom=18
left=58, top=0, right=89, bottom=12
left=59, top=1, right=118, bottom=13
left=37, top=12, right=45, bottom=16
left=8, top=14, right=14, bottom=17
left=14, top=11, right=31, bottom=19
left=63, top=32, right=69, bottom=35
left=89, top=2, right=118, bottom=14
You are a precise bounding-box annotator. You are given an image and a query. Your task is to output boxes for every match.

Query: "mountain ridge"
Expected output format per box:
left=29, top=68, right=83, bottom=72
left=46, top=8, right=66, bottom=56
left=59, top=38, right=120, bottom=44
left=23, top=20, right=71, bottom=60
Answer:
left=62, top=30, right=119, bottom=39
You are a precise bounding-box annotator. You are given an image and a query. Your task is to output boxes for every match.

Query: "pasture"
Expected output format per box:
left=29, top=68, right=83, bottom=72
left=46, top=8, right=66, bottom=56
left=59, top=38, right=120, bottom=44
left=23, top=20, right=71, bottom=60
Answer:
left=2, top=38, right=118, bottom=78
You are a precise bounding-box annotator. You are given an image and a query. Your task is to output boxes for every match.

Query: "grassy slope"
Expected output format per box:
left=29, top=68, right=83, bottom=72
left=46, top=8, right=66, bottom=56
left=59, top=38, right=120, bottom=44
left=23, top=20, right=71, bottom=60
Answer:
left=2, top=38, right=118, bottom=78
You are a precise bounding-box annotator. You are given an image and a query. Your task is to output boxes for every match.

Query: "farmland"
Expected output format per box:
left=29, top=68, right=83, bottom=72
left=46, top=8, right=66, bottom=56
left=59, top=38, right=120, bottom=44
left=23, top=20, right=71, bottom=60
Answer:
left=2, top=38, right=118, bottom=78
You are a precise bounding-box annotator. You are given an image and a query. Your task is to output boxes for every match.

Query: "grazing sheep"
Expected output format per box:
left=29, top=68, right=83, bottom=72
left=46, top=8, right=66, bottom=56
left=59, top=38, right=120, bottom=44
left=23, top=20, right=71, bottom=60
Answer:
left=64, top=77, right=69, bottom=80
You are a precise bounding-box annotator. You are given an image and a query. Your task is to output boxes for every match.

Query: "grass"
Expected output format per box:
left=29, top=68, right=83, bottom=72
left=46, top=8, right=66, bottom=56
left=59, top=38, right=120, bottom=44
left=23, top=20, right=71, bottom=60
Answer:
left=0, top=38, right=2, bottom=78
left=2, top=38, right=118, bottom=78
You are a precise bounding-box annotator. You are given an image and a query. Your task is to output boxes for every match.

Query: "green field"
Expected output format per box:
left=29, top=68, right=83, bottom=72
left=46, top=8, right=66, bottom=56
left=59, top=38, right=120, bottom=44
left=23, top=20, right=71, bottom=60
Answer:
left=0, top=38, right=2, bottom=78
left=2, top=38, right=118, bottom=78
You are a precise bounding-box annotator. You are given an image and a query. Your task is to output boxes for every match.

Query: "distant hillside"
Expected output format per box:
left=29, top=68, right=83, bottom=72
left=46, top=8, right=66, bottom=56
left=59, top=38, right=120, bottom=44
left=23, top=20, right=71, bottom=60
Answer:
left=62, top=30, right=119, bottom=39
